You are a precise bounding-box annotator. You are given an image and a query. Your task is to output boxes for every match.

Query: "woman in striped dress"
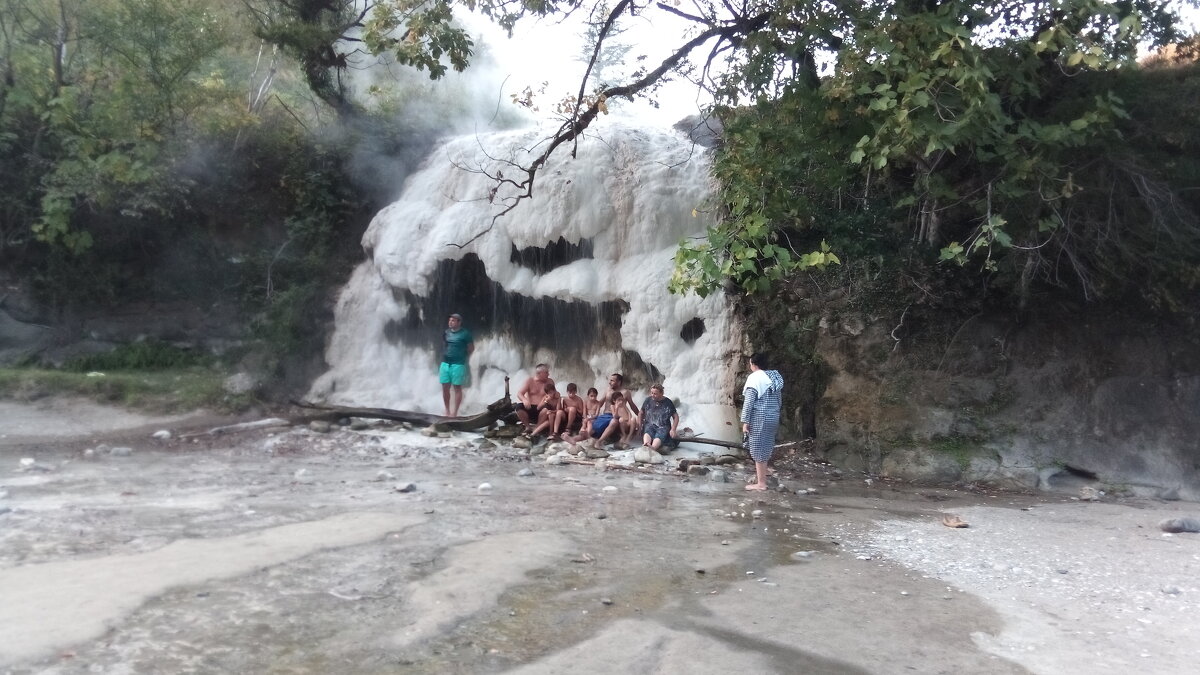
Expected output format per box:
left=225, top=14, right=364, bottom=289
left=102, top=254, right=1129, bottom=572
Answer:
left=741, top=353, right=784, bottom=491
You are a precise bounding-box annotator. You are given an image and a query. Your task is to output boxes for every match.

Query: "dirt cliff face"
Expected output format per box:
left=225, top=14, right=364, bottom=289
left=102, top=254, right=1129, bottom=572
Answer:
left=811, top=305, right=1200, bottom=500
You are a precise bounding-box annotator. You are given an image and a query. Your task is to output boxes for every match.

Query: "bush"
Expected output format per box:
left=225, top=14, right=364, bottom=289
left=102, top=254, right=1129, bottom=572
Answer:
left=62, top=341, right=209, bottom=372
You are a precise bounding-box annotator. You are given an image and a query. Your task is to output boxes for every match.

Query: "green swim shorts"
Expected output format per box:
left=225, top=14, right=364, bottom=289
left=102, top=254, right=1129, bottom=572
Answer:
left=439, top=362, right=469, bottom=386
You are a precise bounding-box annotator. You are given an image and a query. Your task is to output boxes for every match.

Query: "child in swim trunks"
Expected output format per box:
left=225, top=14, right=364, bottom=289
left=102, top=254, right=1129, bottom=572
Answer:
left=613, top=396, right=638, bottom=448
left=566, top=387, right=603, bottom=446
left=529, top=382, right=561, bottom=438
left=588, top=391, right=627, bottom=449
left=555, top=383, right=585, bottom=440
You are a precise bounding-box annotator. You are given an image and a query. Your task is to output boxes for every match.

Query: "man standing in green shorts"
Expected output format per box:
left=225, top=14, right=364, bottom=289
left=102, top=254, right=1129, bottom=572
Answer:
left=440, top=313, right=474, bottom=417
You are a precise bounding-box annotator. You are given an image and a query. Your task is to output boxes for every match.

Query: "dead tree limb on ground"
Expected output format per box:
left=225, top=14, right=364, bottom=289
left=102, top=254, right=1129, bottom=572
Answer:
left=674, top=435, right=744, bottom=451
left=288, top=377, right=514, bottom=432
left=289, top=397, right=513, bottom=432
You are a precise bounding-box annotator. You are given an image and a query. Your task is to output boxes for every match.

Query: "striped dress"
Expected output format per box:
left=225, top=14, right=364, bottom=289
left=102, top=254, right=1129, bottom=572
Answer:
left=741, top=369, right=784, bottom=463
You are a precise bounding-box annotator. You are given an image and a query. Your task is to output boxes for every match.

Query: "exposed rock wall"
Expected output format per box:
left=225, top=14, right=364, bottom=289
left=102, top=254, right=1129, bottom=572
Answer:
left=813, top=306, right=1200, bottom=500
left=0, top=272, right=245, bottom=367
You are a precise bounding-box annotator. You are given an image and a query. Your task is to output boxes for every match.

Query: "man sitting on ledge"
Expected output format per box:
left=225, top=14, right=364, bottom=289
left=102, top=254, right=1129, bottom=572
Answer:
left=639, top=383, right=679, bottom=452
left=513, top=363, right=555, bottom=432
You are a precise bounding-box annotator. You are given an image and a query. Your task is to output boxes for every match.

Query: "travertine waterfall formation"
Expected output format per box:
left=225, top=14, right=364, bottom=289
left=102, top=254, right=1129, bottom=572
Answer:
left=310, top=122, right=742, bottom=438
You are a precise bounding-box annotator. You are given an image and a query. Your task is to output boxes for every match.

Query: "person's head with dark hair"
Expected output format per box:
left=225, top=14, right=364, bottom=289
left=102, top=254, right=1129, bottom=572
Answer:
left=749, top=352, right=770, bottom=371
left=610, top=392, right=624, bottom=404
left=566, top=382, right=578, bottom=394
left=587, top=387, right=598, bottom=397
left=609, top=373, right=624, bottom=387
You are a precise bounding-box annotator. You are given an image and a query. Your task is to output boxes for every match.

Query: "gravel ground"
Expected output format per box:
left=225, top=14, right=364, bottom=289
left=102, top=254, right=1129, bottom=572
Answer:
left=3, top=401, right=1199, bottom=674
left=830, top=499, right=1200, bottom=674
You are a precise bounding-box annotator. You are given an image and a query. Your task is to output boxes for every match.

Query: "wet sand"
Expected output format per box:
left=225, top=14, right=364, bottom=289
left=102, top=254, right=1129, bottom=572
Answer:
left=0, top=404, right=1196, bottom=674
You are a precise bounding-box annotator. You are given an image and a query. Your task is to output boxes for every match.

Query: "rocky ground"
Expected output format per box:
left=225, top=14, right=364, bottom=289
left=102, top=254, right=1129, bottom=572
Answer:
left=1, top=403, right=1198, bottom=674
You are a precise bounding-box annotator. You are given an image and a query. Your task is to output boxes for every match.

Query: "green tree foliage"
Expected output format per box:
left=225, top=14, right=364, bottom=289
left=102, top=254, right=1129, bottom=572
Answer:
left=667, top=0, right=1199, bottom=305
left=32, top=1, right=230, bottom=253
left=347, top=1, right=1197, bottom=309
left=0, top=0, right=404, bottom=371
left=243, top=0, right=371, bottom=114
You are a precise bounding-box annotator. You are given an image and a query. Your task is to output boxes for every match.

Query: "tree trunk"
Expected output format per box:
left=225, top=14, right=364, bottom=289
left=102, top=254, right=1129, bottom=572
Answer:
left=289, top=376, right=515, bottom=431
left=289, top=397, right=514, bottom=432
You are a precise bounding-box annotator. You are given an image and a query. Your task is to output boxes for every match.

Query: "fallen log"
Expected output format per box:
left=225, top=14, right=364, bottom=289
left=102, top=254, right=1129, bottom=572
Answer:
left=673, top=435, right=743, bottom=451
left=289, top=377, right=515, bottom=432
left=675, top=435, right=798, bottom=452
left=290, top=397, right=513, bottom=432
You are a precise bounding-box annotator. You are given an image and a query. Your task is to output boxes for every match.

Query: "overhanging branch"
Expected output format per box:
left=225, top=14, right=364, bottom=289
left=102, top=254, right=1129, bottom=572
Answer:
left=450, top=9, right=773, bottom=249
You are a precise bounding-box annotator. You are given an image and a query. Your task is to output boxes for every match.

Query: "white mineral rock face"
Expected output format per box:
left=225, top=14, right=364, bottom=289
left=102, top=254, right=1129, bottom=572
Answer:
left=310, top=120, right=741, bottom=439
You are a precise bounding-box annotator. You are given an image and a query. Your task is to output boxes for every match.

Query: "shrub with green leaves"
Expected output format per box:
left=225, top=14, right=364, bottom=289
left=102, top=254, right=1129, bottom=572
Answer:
left=62, top=341, right=208, bottom=373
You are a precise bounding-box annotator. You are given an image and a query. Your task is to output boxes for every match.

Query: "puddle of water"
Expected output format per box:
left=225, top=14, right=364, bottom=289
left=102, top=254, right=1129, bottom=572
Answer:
left=389, top=490, right=841, bottom=672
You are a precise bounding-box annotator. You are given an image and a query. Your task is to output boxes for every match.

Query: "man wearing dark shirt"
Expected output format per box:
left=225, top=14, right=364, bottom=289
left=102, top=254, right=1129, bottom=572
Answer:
left=640, top=383, right=678, bottom=452
left=439, top=313, right=474, bottom=417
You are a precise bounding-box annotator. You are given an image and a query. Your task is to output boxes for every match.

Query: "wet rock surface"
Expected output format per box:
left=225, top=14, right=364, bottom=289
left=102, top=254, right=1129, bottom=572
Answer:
left=1, top=404, right=1198, bottom=674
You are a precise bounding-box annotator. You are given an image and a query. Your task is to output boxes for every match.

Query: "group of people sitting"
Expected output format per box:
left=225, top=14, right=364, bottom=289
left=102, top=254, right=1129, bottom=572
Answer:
left=512, top=364, right=679, bottom=452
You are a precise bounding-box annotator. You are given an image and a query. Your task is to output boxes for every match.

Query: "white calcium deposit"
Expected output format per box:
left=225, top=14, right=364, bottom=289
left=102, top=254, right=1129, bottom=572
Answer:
left=310, top=120, right=742, bottom=438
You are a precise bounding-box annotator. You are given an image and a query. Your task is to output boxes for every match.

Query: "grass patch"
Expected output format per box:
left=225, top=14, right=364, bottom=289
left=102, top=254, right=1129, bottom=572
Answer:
left=929, top=434, right=984, bottom=470
left=0, top=367, right=252, bottom=413
left=62, top=341, right=209, bottom=372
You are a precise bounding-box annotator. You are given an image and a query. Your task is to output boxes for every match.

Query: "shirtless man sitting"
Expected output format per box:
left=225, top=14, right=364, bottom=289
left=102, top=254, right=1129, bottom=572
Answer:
left=514, top=364, right=555, bottom=431
left=591, top=373, right=640, bottom=448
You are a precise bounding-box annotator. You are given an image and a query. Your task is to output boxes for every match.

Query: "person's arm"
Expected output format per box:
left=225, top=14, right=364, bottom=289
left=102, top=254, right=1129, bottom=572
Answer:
left=625, top=390, right=640, bottom=415
left=517, top=379, right=532, bottom=406
left=670, top=403, right=679, bottom=437
left=741, top=387, right=758, bottom=434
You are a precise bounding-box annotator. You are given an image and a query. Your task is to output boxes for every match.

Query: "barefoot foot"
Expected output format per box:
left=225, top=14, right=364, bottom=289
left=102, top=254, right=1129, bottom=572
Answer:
left=744, top=483, right=768, bottom=491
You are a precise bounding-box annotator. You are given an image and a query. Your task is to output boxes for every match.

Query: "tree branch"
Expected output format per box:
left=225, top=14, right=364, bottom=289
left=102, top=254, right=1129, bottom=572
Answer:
left=450, top=10, right=773, bottom=249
